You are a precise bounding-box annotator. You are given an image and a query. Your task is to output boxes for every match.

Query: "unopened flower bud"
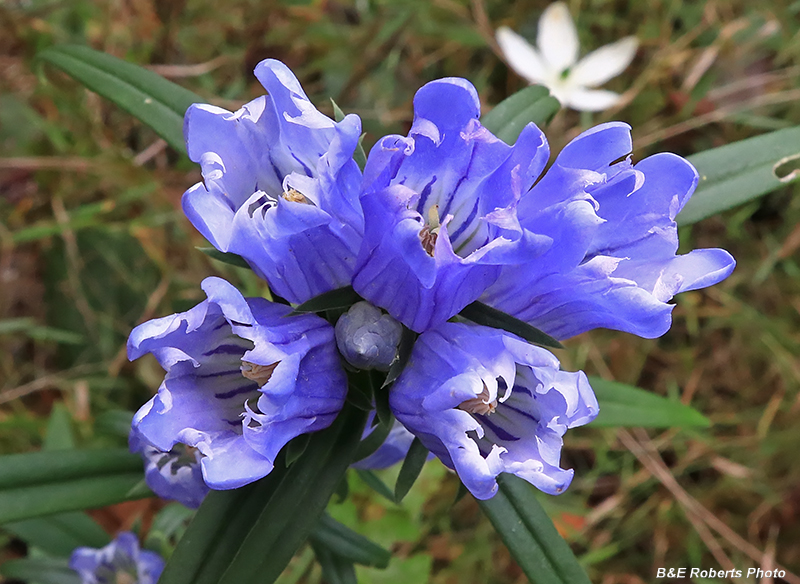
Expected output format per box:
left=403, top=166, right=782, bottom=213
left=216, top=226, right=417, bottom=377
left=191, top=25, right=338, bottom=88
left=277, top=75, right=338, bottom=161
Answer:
left=335, top=302, right=402, bottom=371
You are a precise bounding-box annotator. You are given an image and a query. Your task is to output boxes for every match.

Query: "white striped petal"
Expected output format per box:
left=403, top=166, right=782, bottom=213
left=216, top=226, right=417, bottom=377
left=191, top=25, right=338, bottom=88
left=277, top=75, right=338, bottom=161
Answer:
left=496, top=26, right=548, bottom=84
left=563, top=88, right=621, bottom=112
left=537, top=2, right=579, bottom=73
left=569, top=36, right=638, bottom=88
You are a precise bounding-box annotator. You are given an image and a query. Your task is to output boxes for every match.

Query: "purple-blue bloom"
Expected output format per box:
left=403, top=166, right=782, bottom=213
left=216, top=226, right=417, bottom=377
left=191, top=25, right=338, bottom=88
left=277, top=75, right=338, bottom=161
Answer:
left=390, top=322, right=598, bottom=500
left=352, top=77, right=551, bottom=332
left=482, top=122, right=736, bottom=340
left=129, top=276, right=346, bottom=490
left=130, top=428, right=209, bottom=509
left=182, top=59, right=363, bottom=304
left=69, top=532, right=163, bottom=584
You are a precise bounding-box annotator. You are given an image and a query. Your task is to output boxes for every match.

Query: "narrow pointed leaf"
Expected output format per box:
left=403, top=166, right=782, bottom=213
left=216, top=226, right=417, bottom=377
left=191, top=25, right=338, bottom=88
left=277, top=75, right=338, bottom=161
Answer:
left=0, top=473, right=151, bottom=524
left=352, top=412, right=394, bottom=464
left=38, top=45, right=202, bottom=153
left=479, top=474, right=592, bottom=584
left=310, top=514, right=391, bottom=568
left=216, top=404, right=367, bottom=584
left=159, top=404, right=367, bottom=584
left=459, top=302, right=563, bottom=349
left=311, top=540, right=358, bottom=584
left=382, top=326, right=418, bottom=388
left=157, top=479, right=279, bottom=584
left=394, top=437, right=428, bottom=503
left=679, top=125, right=800, bottom=226
left=355, top=469, right=395, bottom=503
left=481, top=85, right=560, bottom=143
left=589, top=377, right=709, bottom=428
left=196, top=247, right=251, bottom=269
left=0, top=448, right=143, bottom=490
left=285, top=433, right=311, bottom=467
left=0, top=557, right=81, bottom=584
left=4, top=512, right=110, bottom=557
left=290, top=286, right=361, bottom=315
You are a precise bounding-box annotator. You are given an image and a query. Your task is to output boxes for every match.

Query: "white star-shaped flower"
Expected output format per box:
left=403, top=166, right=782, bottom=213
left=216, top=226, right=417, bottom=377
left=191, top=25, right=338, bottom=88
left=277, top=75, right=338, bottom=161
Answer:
left=496, top=2, right=638, bottom=112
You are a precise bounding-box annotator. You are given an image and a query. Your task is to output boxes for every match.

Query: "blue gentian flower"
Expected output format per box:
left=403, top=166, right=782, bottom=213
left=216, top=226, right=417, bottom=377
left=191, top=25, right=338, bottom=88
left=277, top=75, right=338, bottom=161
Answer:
left=390, top=322, right=598, bottom=500
left=482, top=122, right=736, bottom=340
left=352, top=76, right=551, bottom=332
left=128, top=276, right=346, bottom=489
left=70, top=532, right=163, bottom=584
left=182, top=59, right=363, bottom=304
left=130, top=428, right=209, bottom=509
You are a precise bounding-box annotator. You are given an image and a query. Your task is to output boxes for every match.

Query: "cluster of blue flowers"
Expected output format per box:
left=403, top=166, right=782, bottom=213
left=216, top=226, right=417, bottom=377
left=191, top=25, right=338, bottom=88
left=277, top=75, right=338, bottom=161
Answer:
left=127, top=59, right=734, bottom=508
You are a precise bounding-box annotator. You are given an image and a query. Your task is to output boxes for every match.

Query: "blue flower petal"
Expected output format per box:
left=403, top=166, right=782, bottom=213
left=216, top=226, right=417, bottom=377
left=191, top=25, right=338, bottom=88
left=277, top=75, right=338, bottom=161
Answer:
left=130, top=429, right=209, bottom=509
left=354, top=78, right=550, bottom=332
left=70, top=532, right=164, bottom=584
left=129, top=277, right=346, bottom=490
left=483, top=123, right=735, bottom=340
left=182, top=60, right=363, bottom=303
left=390, top=322, right=598, bottom=500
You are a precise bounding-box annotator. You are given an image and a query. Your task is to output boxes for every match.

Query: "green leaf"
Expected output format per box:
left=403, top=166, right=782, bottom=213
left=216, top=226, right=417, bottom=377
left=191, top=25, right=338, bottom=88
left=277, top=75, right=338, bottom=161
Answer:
left=590, top=377, right=710, bottom=428
left=679, top=125, right=800, bottom=226
left=0, top=473, right=150, bottom=524
left=43, top=404, right=75, bottom=451
left=38, top=45, right=202, bottom=153
left=93, top=410, right=135, bottom=439
left=196, top=247, right=251, bottom=270
left=285, top=433, right=311, bottom=467
left=354, top=469, right=395, bottom=503
left=290, top=286, right=361, bottom=315
left=310, top=513, right=391, bottom=568
left=459, top=302, right=564, bottom=350
left=0, top=557, right=81, bottom=584
left=382, top=326, right=418, bottom=389
left=352, top=412, right=394, bottom=464
left=311, top=540, right=358, bottom=584
left=330, top=98, right=347, bottom=122
left=479, top=474, right=592, bottom=584
left=0, top=448, right=143, bottom=490
left=159, top=404, right=367, bottom=584
left=394, top=437, right=428, bottom=503
left=4, top=512, right=110, bottom=557
left=217, top=405, right=367, bottom=584
left=481, top=85, right=561, bottom=143
left=0, top=317, right=84, bottom=345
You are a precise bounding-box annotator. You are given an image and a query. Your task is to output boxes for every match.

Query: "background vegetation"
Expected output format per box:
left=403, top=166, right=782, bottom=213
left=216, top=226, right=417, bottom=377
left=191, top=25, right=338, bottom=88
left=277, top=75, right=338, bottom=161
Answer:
left=1, top=0, right=800, bottom=582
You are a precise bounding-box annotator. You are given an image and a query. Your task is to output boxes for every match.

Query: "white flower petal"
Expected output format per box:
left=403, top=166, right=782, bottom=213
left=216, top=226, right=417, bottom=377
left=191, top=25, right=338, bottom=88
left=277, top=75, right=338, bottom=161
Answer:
left=496, top=26, right=549, bottom=84
left=537, top=2, right=579, bottom=73
left=569, top=36, right=639, bottom=88
left=563, top=88, right=621, bottom=111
